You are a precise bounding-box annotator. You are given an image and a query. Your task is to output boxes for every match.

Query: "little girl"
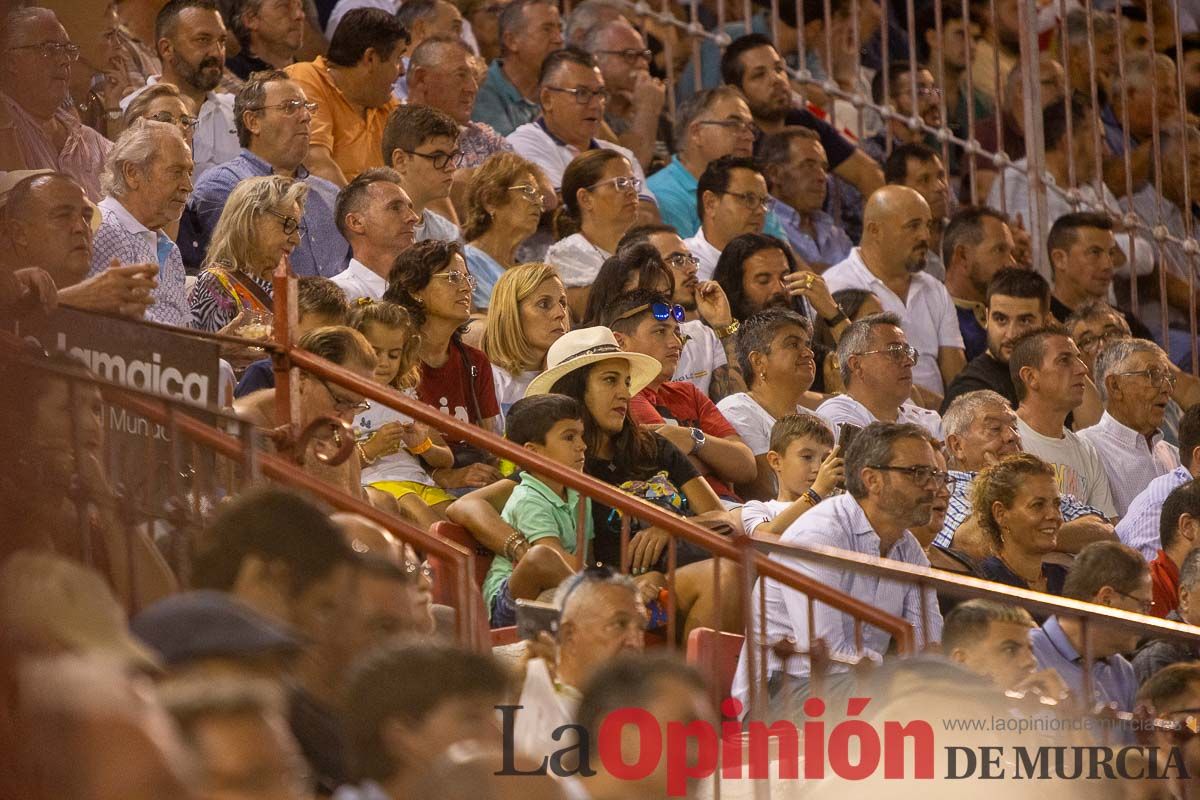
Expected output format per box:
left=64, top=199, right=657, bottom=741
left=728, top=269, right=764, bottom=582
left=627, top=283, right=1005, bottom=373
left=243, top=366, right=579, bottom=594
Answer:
left=350, top=300, right=456, bottom=530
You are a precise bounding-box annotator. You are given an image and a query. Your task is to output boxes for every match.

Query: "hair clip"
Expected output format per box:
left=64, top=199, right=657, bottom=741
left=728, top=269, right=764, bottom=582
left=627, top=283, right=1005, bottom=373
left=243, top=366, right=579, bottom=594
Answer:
left=356, top=297, right=375, bottom=306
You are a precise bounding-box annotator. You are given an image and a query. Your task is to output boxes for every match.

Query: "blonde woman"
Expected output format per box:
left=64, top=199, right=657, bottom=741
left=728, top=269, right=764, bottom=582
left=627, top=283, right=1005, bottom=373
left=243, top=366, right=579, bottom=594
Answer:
left=189, top=175, right=309, bottom=333
left=461, top=152, right=546, bottom=312
left=481, top=263, right=569, bottom=425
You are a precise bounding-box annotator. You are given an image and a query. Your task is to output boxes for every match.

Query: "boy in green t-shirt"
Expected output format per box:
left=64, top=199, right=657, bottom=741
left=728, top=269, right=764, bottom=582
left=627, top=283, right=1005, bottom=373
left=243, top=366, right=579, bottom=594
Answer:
left=483, top=394, right=595, bottom=627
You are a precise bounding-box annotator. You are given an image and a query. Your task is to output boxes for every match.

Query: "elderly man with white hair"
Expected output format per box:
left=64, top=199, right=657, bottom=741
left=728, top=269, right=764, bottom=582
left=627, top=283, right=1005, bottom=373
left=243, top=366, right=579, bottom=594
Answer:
left=937, top=389, right=1114, bottom=556
left=1079, top=338, right=1181, bottom=517
left=87, top=119, right=195, bottom=328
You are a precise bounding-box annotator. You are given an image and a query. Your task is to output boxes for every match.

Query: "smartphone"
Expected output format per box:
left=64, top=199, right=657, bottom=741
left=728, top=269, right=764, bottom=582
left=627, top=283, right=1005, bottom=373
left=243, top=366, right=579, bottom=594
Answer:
left=838, top=422, right=862, bottom=453
left=515, top=598, right=560, bottom=640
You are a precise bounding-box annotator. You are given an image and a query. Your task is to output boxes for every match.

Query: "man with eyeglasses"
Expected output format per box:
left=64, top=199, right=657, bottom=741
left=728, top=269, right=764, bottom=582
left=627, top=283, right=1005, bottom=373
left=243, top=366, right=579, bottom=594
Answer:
left=861, top=64, right=945, bottom=165
left=180, top=70, right=350, bottom=276
left=732, top=421, right=944, bottom=715
left=381, top=104, right=464, bottom=243
left=1010, top=325, right=1119, bottom=519
left=825, top=185, right=966, bottom=402
left=0, top=7, right=112, bottom=201
left=1136, top=662, right=1200, bottom=792
left=473, top=0, right=563, bottom=136
left=605, top=289, right=756, bottom=504
left=1079, top=338, right=1181, bottom=516
left=684, top=155, right=773, bottom=282
left=118, top=0, right=239, bottom=179
left=816, top=313, right=944, bottom=441
left=582, top=18, right=666, bottom=172
left=507, top=47, right=653, bottom=205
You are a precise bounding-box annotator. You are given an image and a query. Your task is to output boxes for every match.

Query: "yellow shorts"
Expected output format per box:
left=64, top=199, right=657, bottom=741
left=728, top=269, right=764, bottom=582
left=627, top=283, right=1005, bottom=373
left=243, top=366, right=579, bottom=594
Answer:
left=368, top=481, right=455, bottom=507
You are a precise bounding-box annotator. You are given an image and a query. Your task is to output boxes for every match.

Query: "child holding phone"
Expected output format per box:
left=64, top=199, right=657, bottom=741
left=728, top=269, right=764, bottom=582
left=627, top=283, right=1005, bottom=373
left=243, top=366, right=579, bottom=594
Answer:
left=741, top=414, right=844, bottom=537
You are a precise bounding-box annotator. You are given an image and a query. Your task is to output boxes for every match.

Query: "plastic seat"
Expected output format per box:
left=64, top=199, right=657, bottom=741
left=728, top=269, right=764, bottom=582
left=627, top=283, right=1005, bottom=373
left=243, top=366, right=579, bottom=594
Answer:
left=686, top=627, right=746, bottom=708
left=428, top=521, right=494, bottom=605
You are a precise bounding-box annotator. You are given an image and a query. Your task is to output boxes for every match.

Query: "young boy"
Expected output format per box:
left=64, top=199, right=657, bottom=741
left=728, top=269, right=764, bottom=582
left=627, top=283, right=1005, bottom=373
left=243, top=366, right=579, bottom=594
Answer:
left=234, top=277, right=351, bottom=397
left=483, top=394, right=595, bottom=628
left=740, top=414, right=843, bottom=537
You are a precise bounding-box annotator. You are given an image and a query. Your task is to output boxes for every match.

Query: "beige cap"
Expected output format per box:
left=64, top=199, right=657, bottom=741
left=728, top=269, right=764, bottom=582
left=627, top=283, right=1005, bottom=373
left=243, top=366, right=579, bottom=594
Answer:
left=0, top=550, right=162, bottom=673
left=0, top=169, right=102, bottom=232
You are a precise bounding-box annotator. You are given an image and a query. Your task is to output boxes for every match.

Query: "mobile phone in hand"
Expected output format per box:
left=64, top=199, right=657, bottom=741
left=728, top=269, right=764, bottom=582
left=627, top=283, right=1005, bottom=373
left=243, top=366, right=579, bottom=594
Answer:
left=515, top=598, right=560, bottom=640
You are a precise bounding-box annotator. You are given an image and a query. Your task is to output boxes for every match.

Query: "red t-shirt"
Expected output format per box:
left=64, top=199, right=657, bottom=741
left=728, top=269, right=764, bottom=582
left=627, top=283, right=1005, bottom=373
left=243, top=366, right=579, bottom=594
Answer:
left=630, top=381, right=740, bottom=500
left=1150, top=549, right=1180, bottom=619
left=417, top=341, right=500, bottom=444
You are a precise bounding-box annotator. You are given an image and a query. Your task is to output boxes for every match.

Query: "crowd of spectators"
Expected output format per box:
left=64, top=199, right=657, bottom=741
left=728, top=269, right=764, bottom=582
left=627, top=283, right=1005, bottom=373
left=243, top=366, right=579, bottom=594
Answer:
left=8, top=0, right=1200, bottom=795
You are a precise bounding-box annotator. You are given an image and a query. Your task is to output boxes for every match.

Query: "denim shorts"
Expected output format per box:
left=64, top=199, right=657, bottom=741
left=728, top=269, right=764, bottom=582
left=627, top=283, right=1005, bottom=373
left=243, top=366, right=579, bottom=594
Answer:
left=489, top=576, right=517, bottom=628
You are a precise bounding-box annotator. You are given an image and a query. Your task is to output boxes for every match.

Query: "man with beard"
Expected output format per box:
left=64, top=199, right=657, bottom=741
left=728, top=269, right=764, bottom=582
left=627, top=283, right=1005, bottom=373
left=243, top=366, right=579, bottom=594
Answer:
left=816, top=313, right=944, bottom=440
left=883, top=143, right=951, bottom=280
left=718, top=33, right=885, bottom=203
left=122, top=0, right=239, bottom=179
left=942, top=267, right=1052, bottom=411
left=942, top=207, right=1020, bottom=362
left=227, top=0, right=307, bottom=79
left=864, top=66, right=945, bottom=165
left=759, top=128, right=853, bottom=273
left=617, top=224, right=746, bottom=401
left=731, top=421, right=944, bottom=714
left=824, top=185, right=965, bottom=401
left=180, top=70, right=349, bottom=276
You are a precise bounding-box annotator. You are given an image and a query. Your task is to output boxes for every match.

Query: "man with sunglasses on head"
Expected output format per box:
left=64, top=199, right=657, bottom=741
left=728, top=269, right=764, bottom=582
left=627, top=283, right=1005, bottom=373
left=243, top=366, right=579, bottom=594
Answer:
left=381, top=104, right=465, bottom=243
left=816, top=313, right=944, bottom=441
left=507, top=47, right=654, bottom=206
left=605, top=289, right=756, bottom=504
left=180, top=70, right=350, bottom=276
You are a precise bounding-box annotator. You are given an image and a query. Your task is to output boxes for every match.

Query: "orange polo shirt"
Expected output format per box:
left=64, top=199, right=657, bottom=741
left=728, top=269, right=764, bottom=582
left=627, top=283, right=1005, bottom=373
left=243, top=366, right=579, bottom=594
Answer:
left=284, top=56, right=398, bottom=182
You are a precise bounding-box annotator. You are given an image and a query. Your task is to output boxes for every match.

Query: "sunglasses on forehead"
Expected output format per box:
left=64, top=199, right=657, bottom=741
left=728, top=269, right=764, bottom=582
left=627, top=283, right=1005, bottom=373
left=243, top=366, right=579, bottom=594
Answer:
left=613, top=302, right=686, bottom=324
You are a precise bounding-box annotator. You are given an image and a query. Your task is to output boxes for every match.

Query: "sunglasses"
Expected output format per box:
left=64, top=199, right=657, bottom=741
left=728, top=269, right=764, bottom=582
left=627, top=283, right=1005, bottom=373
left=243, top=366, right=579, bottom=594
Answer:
left=612, top=302, right=686, bottom=324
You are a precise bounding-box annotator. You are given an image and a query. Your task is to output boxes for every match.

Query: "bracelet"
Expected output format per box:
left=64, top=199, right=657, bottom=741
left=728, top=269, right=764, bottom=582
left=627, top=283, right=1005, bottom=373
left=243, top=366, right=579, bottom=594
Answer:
left=406, top=437, right=434, bottom=455
left=803, top=488, right=823, bottom=506
left=355, top=441, right=375, bottom=466
left=504, top=532, right=528, bottom=561
left=713, top=319, right=740, bottom=340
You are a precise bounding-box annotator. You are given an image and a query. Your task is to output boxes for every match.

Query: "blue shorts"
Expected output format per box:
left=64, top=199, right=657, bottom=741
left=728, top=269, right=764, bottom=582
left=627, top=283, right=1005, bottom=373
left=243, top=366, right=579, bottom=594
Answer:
left=489, top=576, right=517, bottom=628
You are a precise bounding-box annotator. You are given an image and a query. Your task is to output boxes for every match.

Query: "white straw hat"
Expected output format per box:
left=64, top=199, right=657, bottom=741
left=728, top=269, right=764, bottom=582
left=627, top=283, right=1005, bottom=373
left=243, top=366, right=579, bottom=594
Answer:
left=524, top=326, right=662, bottom=398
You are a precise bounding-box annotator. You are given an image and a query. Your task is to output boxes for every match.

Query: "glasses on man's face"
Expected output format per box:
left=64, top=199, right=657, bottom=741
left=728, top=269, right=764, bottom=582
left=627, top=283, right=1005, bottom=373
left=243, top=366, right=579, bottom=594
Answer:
left=868, top=464, right=957, bottom=490
left=318, top=378, right=369, bottom=415
left=595, top=48, right=652, bottom=64
left=405, top=559, right=434, bottom=580
left=434, top=270, right=477, bottom=288
left=588, top=175, right=642, bottom=194
left=697, top=118, right=758, bottom=136
left=545, top=85, right=609, bottom=105
left=915, top=86, right=943, bottom=98
left=508, top=183, right=543, bottom=203
left=1114, top=367, right=1177, bottom=390
left=721, top=190, right=770, bottom=211
left=858, top=343, right=919, bottom=365
left=405, top=149, right=465, bottom=171
left=147, top=111, right=200, bottom=131
left=665, top=252, right=700, bottom=271
left=249, top=99, right=319, bottom=116
left=267, top=209, right=303, bottom=236
left=7, top=41, right=80, bottom=63
left=1076, top=328, right=1124, bottom=352
left=1112, top=588, right=1154, bottom=614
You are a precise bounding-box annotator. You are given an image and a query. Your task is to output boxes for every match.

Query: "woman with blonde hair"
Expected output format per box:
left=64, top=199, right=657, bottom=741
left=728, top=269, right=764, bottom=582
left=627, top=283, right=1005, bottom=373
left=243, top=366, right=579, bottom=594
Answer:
left=189, top=175, right=309, bottom=333
left=481, top=262, right=569, bottom=424
left=462, top=153, right=546, bottom=312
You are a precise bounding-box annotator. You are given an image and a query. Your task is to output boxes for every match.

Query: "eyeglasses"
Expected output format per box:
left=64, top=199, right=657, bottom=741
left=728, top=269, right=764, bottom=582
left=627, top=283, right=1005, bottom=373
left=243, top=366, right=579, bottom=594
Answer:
left=665, top=252, right=700, bottom=270
left=508, top=183, right=543, bottom=202
left=318, top=378, right=370, bottom=415
left=867, top=464, right=957, bottom=490
left=433, top=270, right=477, bottom=288
left=588, top=175, right=642, bottom=194
left=147, top=111, right=200, bottom=131
left=404, top=148, right=465, bottom=171
left=267, top=209, right=303, bottom=236
left=405, top=560, right=434, bottom=580
left=1075, top=328, right=1125, bottom=352
left=721, top=190, right=770, bottom=211
left=697, top=118, right=758, bottom=136
left=613, top=301, right=686, bottom=324
left=544, top=85, right=609, bottom=104
left=248, top=99, right=319, bottom=116
left=595, top=48, right=652, bottom=64
left=915, top=86, right=943, bottom=98
left=1113, top=367, right=1177, bottom=389
left=7, top=41, right=80, bottom=62
left=1112, top=588, right=1154, bottom=614
left=858, top=343, right=919, bottom=364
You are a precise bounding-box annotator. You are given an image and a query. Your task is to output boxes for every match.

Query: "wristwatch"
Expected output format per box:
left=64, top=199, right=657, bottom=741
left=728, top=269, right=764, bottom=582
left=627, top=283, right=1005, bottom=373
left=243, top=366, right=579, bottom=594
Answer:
left=689, top=427, right=707, bottom=455
left=822, top=306, right=848, bottom=327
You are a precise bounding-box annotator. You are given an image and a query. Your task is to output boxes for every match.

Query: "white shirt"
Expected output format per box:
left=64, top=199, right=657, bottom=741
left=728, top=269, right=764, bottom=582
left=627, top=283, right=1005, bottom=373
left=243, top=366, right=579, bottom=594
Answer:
left=988, top=158, right=1155, bottom=285
left=1078, top=411, right=1180, bottom=518
left=823, top=248, right=964, bottom=396
left=715, top=393, right=823, bottom=456
left=1121, top=184, right=1196, bottom=328
left=505, top=120, right=654, bottom=203
left=730, top=493, right=941, bottom=710
left=674, top=319, right=726, bottom=397
left=682, top=228, right=722, bottom=282
left=1016, top=417, right=1119, bottom=518
left=741, top=499, right=789, bottom=535
left=546, top=233, right=610, bottom=288
left=121, top=77, right=238, bottom=179
left=330, top=258, right=386, bottom=302
left=492, top=366, right=537, bottom=431
left=354, top=399, right=435, bottom=486
left=815, top=393, right=944, bottom=440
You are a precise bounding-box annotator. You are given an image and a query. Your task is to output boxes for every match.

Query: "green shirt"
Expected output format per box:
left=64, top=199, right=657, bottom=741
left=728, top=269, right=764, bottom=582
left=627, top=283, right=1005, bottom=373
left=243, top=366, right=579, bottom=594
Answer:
left=482, top=473, right=594, bottom=610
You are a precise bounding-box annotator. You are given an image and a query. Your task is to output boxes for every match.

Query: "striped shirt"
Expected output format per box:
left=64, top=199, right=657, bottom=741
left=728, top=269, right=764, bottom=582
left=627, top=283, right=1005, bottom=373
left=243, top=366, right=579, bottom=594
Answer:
left=1116, top=466, right=1193, bottom=560
left=0, top=90, right=110, bottom=201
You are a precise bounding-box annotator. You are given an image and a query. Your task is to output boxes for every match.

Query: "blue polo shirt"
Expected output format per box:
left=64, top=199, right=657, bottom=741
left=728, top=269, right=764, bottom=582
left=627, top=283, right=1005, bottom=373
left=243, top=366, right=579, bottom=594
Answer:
left=647, top=155, right=787, bottom=239
left=472, top=59, right=540, bottom=137
left=1031, top=615, right=1137, bottom=712
left=953, top=298, right=988, bottom=361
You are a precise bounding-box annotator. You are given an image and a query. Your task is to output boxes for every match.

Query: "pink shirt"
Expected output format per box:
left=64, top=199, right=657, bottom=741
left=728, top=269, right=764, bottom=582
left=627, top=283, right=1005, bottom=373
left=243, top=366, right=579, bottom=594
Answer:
left=0, top=90, right=111, bottom=200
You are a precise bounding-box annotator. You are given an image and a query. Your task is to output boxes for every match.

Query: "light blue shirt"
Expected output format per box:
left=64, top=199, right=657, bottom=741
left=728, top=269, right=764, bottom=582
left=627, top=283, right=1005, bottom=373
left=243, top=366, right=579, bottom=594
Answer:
left=464, top=244, right=505, bottom=310
left=90, top=197, right=191, bottom=328
left=1031, top=615, right=1138, bottom=712
left=1116, top=466, right=1193, bottom=560
left=415, top=208, right=462, bottom=244
left=767, top=196, right=853, bottom=268
left=472, top=59, right=540, bottom=137
left=646, top=155, right=788, bottom=240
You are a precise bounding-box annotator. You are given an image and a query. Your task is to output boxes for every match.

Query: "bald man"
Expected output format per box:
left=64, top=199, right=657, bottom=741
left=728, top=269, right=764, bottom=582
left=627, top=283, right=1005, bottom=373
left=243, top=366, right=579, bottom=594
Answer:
left=824, top=186, right=966, bottom=402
